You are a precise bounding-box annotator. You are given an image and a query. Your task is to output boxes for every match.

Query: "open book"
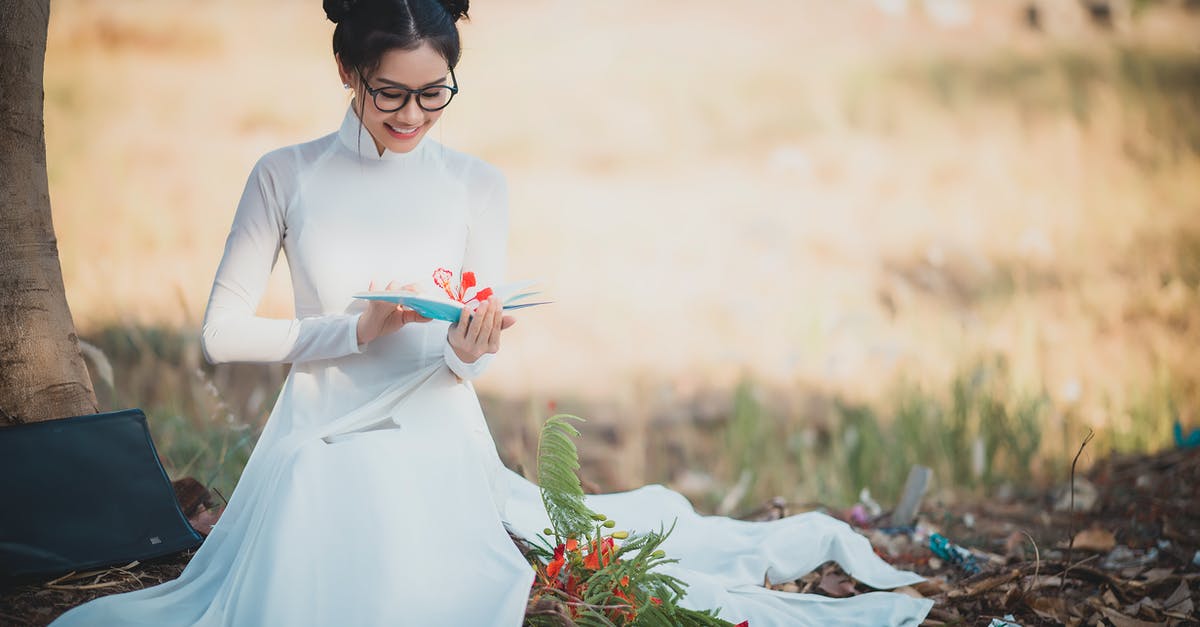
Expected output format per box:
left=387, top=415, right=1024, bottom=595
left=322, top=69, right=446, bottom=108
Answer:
left=353, top=277, right=550, bottom=323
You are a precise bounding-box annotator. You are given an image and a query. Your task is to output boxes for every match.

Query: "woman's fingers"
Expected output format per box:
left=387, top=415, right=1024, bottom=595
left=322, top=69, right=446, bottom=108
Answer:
left=359, top=280, right=440, bottom=346
left=462, top=303, right=480, bottom=343
left=467, top=300, right=492, bottom=344
left=401, top=309, right=431, bottom=325
left=487, top=306, right=504, bottom=352
left=476, top=300, right=504, bottom=353
left=444, top=299, right=512, bottom=360
left=487, top=300, right=504, bottom=346
left=451, top=303, right=471, bottom=339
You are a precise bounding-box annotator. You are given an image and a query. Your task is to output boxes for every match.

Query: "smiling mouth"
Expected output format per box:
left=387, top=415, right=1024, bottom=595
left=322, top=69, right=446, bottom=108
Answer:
left=384, top=122, right=421, bottom=139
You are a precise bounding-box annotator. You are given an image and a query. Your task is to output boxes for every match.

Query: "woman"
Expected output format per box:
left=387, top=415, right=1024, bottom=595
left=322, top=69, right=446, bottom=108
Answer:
left=53, top=1, right=933, bottom=625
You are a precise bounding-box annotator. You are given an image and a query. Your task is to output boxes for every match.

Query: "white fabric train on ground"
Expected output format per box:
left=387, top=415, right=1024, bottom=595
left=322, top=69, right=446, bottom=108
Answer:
left=52, top=107, right=932, bottom=626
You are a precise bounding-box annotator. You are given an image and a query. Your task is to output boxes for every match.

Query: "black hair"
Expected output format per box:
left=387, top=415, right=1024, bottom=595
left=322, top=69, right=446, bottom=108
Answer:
left=324, top=0, right=469, bottom=78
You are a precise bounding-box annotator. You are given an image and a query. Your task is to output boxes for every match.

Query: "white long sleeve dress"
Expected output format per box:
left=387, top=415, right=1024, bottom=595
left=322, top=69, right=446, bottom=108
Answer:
left=51, top=107, right=934, bottom=626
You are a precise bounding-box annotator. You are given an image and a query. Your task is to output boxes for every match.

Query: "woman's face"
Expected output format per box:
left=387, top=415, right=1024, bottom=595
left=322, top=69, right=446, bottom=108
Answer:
left=338, top=42, right=452, bottom=155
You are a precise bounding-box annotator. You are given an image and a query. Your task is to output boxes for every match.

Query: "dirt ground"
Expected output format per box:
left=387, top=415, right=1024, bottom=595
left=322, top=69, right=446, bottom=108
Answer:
left=781, top=445, right=1200, bottom=625
left=3, top=446, right=1195, bottom=626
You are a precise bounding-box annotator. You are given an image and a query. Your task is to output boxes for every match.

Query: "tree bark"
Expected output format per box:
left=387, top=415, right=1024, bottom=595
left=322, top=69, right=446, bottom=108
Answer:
left=0, top=0, right=98, bottom=424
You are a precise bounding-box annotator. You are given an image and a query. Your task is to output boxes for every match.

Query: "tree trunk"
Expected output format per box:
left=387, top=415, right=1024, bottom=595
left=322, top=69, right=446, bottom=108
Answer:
left=0, top=0, right=98, bottom=424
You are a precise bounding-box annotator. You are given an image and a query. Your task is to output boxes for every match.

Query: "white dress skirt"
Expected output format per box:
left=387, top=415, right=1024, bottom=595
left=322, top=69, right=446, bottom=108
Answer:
left=51, top=107, right=933, bottom=626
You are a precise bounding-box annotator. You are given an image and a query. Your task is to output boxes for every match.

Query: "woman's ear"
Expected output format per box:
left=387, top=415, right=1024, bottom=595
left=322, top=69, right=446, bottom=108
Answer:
left=335, top=54, right=355, bottom=88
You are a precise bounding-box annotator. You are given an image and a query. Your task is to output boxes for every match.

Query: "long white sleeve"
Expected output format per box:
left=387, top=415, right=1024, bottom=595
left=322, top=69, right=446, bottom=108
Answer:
left=201, top=154, right=363, bottom=365
left=443, top=163, right=510, bottom=381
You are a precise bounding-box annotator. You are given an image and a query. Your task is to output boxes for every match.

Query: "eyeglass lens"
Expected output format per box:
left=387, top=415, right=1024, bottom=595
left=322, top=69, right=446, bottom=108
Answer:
left=372, top=86, right=455, bottom=112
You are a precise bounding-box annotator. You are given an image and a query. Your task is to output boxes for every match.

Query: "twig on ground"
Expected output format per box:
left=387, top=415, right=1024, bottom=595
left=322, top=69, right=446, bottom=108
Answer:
left=45, top=570, right=82, bottom=586
left=1061, top=429, right=1095, bottom=595
left=1018, top=530, right=1040, bottom=600
left=42, top=561, right=141, bottom=591
left=46, top=580, right=129, bottom=591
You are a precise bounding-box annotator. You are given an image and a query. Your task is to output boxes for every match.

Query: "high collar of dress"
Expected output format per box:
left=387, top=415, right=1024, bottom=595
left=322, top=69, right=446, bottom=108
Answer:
left=336, top=103, right=427, bottom=162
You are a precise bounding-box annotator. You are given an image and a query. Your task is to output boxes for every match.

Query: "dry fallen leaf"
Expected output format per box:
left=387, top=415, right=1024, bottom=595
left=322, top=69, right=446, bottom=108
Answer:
left=947, top=570, right=1020, bottom=600
left=1071, top=527, right=1117, bottom=552
left=189, top=506, right=222, bottom=536
left=1100, top=606, right=1163, bottom=627
left=1053, top=477, right=1099, bottom=512
left=1003, top=531, right=1027, bottom=562
left=1162, top=579, right=1194, bottom=616
left=1139, top=567, right=1175, bottom=584
left=1029, top=595, right=1069, bottom=622
left=1132, top=593, right=1161, bottom=607
left=1129, top=595, right=1163, bottom=613
left=913, top=577, right=948, bottom=596
left=817, top=571, right=858, bottom=598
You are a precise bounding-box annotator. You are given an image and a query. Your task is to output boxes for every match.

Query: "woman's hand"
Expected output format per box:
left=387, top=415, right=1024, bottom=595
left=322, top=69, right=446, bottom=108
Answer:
left=356, top=281, right=431, bottom=346
left=448, top=297, right=516, bottom=364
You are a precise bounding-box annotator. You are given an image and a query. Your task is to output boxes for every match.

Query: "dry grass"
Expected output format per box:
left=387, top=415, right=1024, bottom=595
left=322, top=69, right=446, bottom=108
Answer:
left=44, top=0, right=1200, bottom=504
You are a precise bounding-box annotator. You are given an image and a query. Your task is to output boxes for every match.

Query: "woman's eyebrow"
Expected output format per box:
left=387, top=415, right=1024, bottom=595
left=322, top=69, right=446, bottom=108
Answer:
left=373, top=76, right=448, bottom=88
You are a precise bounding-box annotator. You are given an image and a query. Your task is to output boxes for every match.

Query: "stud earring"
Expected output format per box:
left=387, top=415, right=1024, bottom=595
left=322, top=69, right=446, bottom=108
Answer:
left=343, top=83, right=350, bottom=89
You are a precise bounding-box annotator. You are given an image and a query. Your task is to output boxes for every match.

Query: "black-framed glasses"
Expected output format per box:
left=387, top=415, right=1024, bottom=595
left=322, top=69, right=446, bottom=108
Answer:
left=360, top=68, right=459, bottom=113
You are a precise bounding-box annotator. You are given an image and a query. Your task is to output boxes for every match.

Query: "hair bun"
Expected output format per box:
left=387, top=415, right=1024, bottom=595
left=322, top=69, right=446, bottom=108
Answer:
left=437, top=0, right=469, bottom=22
left=324, top=0, right=361, bottom=24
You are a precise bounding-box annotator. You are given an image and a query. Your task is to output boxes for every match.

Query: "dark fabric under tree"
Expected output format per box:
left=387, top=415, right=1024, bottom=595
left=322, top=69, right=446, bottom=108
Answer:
left=0, top=409, right=202, bottom=587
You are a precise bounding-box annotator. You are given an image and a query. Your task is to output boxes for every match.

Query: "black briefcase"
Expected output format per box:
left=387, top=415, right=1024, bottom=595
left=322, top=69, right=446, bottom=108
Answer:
left=0, top=409, right=203, bottom=586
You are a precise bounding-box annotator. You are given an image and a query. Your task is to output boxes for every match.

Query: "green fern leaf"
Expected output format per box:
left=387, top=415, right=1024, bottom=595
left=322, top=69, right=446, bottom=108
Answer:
left=537, top=414, right=598, bottom=540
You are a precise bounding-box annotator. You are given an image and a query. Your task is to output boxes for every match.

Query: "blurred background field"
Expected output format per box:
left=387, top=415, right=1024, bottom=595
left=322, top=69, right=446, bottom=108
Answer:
left=46, top=0, right=1200, bottom=512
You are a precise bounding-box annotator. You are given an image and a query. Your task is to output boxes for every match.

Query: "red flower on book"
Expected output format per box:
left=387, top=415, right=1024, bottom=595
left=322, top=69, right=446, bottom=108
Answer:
left=432, top=268, right=456, bottom=300
left=471, top=287, right=493, bottom=303
left=431, top=268, right=493, bottom=305
left=459, top=271, right=476, bottom=300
